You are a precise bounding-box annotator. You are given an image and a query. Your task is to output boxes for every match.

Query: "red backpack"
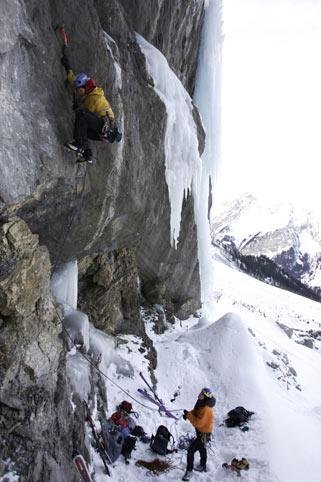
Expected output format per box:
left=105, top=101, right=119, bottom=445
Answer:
left=111, top=411, right=129, bottom=428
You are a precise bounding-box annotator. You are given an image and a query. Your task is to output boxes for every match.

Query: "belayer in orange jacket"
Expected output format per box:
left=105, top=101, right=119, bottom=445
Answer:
left=182, top=387, right=216, bottom=481
left=61, top=53, right=121, bottom=162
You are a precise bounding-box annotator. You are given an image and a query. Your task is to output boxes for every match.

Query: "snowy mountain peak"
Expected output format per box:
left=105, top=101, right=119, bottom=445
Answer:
left=212, top=195, right=321, bottom=294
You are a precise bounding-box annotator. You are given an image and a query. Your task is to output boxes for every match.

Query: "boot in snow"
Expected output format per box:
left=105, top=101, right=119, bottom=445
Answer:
left=194, top=464, right=207, bottom=472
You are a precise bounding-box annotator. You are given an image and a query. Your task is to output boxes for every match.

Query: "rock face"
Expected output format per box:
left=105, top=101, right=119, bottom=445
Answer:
left=0, top=1, right=206, bottom=479
left=0, top=0, right=204, bottom=321
left=0, top=218, right=83, bottom=482
left=77, top=247, right=143, bottom=335
left=118, top=0, right=205, bottom=95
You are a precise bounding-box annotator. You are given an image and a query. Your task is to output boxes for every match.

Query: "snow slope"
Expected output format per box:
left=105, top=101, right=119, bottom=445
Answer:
left=61, top=255, right=321, bottom=482
left=212, top=260, right=321, bottom=482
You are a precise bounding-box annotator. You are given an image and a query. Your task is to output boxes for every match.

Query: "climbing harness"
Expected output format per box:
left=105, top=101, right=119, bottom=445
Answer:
left=177, top=433, right=195, bottom=450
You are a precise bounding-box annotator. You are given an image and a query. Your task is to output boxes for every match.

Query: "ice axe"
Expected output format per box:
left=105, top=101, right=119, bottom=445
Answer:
left=55, top=24, right=73, bottom=93
left=55, top=24, right=68, bottom=53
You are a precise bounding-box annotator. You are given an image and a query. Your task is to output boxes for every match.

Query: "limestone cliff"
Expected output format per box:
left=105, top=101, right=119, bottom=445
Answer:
left=0, top=0, right=204, bottom=321
left=0, top=218, right=85, bottom=481
left=0, top=0, right=205, bottom=479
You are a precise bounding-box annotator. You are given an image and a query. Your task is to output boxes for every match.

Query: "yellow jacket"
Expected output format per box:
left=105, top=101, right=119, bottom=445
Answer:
left=67, top=70, right=115, bottom=119
left=187, top=405, right=214, bottom=433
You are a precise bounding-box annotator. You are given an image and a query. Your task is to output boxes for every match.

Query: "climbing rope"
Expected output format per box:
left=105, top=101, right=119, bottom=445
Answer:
left=135, top=458, right=177, bottom=475
left=52, top=301, right=176, bottom=412
left=176, top=432, right=195, bottom=451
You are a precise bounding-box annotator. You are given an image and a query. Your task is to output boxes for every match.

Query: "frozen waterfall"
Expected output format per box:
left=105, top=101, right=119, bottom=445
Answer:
left=137, top=2, right=223, bottom=315
left=136, top=33, right=201, bottom=248
left=194, top=0, right=223, bottom=315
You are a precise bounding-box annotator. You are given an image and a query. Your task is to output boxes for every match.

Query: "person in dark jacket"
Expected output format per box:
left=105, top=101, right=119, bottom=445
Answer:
left=182, top=387, right=216, bottom=481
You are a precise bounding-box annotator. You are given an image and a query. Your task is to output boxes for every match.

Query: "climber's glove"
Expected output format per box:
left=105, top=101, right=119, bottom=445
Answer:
left=101, top=117, right=110, bottom=136
left=109, top=118, right=116, bottom=130
left=61, top=54, right=71, bottom=72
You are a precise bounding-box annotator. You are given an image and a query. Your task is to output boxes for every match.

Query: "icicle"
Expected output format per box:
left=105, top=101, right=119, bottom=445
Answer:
left=136, top=34, right=201, bottom=247
left=51, top=260, right=78, bottom=312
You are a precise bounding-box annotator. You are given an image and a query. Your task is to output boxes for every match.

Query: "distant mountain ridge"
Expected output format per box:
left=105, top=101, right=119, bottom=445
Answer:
left=211, top=195, right=321, bottom=302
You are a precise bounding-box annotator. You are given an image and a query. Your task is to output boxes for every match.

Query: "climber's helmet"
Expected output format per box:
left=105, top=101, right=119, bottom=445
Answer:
left=74, top=73, right=90, bottom=89
left=200, top=387, right=214, bottom=399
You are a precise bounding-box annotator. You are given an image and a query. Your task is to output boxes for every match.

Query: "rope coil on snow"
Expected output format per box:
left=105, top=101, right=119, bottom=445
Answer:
left=135, top=458, right=177, bottom=475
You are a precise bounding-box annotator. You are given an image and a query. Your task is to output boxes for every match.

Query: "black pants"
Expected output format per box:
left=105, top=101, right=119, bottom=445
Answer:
left=73, top=108, right=104, bottom=150
left=186, top=435, right=207, bottom=471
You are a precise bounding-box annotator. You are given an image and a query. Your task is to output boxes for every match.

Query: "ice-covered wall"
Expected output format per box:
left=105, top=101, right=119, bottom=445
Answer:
left=137, top=34, right=201, bottom=247
left=194, top=0, right=223, bottom=189
left=118, top=0, right=205, bottom=95
left=194, top=0, right=223, bottom=314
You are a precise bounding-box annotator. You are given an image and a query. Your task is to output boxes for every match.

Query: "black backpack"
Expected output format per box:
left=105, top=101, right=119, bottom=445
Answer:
left=131, top=425, right=145, bottom=437
left=225, top=407, right=254, bottom=427
left=150, top=425, right=174, bottom=455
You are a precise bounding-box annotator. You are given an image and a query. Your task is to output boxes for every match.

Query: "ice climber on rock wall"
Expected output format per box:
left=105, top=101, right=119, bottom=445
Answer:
left=182, top=387, right=216, bottom=481
left=61, top=53, right=122, bottom=163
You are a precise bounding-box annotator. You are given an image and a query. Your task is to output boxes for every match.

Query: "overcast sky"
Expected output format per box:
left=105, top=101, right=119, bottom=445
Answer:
left=216, top=0, right=321, bottom=211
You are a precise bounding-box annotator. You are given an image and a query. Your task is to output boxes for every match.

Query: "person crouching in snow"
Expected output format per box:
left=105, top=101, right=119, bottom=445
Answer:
left=182, top=387, right=216, bottom=481
left=61, top=54, right=120, bottom=163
